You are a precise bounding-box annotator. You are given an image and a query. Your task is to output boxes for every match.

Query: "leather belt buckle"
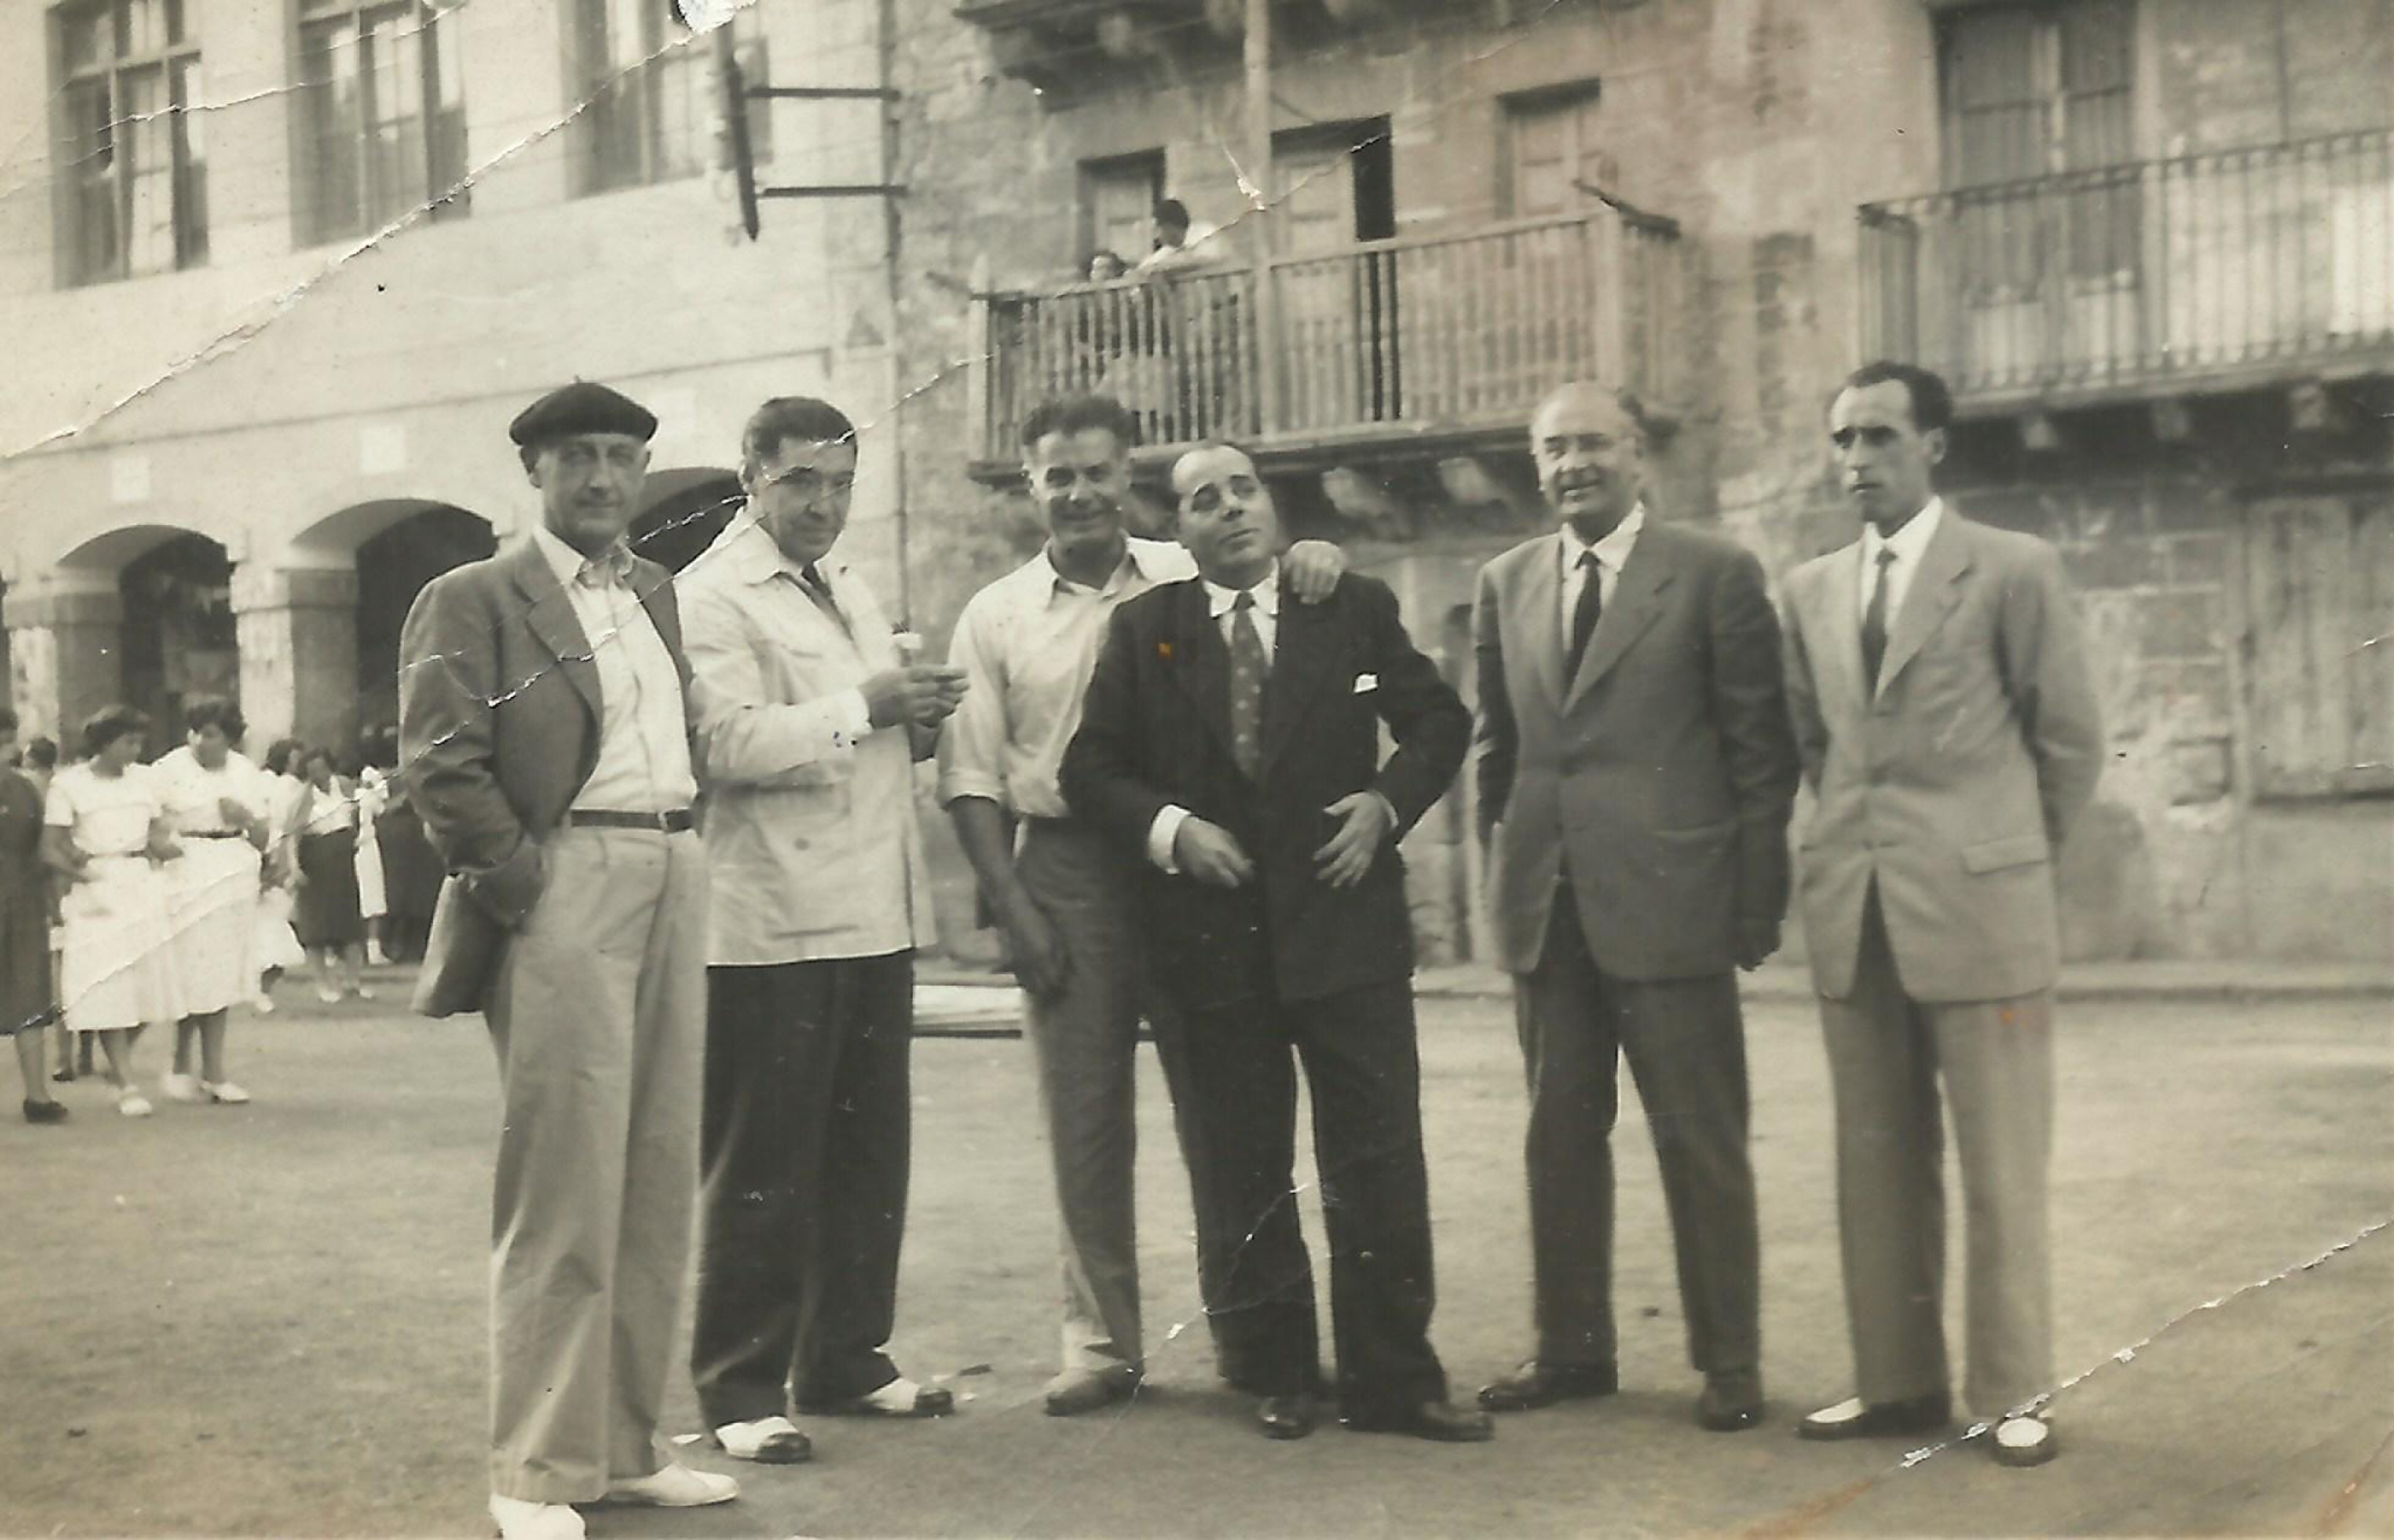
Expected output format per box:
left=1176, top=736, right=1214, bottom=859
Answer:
left=565, top=808, right=694, bottom=834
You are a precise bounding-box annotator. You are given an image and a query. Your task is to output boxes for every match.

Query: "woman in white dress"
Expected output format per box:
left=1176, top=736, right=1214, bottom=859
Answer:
left=252, top=739, right=310, bottom=1011
left=153, top=698, right=271, bottom=1105
left=353, top=758, right=391, bottom=966
left=40, top=706, right=182, bottom=1117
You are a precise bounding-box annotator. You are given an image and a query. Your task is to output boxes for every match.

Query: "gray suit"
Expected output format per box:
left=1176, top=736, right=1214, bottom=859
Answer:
left=1781, top=507, right=2103, bottom=1419
left=1474, top=522, right=1798, bottom=1380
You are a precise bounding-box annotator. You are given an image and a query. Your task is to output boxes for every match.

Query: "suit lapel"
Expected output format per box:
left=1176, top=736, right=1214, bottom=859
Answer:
left=1165, top=583, right=1237, bottom=764
left=1875, top=513, right=1973, bottom=698
left=1514, top=539, right=1567, bottom=712
left=1262, top=579, right=1342, bottom=774
left=511, top=540, right=602, bottom=723
left=1564, top=532, right=1674, bottom=712
left=1809, top=546, right=1871, bottom=725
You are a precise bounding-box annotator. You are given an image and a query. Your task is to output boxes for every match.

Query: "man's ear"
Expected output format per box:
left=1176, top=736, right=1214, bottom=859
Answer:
left=1923, top=426, right=1949, bottom=468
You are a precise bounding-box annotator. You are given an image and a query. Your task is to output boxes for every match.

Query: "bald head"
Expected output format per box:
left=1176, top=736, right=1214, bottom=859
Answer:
left=1530, top=382, right=1646, bottom=539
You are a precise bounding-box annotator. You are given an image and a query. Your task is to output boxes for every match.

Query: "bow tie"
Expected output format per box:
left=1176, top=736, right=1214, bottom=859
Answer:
left=575, top=546, right=636, bottom=589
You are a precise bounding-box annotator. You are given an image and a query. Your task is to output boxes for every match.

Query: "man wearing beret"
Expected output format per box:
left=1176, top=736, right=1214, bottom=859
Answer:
left=399, top=382, right=736, bottom=1540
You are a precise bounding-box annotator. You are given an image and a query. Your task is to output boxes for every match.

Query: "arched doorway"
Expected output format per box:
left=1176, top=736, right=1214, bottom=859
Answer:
left=631, top=468, right=743, bottom=574
left=119, top=533, right=236, bottom=756
left=352, top=505, right=497, bottom=733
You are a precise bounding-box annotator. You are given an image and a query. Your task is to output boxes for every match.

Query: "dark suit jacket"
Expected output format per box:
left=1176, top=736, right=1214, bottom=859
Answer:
left=1473, top=521, right=1799, bottom=981
left=396, top=535, right=696, bottom=1016
left=1060, top=573, right=1468, bottom=1012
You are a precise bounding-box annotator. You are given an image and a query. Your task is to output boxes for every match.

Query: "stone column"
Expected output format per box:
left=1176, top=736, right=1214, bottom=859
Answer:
left=233, top=565, right=360, bottom=755
left=2, top=575, right=126, bottom=744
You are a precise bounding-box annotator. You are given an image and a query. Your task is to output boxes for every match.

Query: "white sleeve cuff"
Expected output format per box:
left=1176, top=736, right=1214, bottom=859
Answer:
left=1147, top=804, right=1192, bottom=873
left=834, top=687, right=872, bottom=746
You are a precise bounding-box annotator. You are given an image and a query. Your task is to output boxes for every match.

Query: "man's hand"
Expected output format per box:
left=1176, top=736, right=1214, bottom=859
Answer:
left=862, top=665, right=970, bottom=732
left=1313, top=791, right=1392, bottom=888
left=1284, top=540, right=1347, bottom=604
left=1734, top=916, right=1781, bottom=972
left=470, top=842, right=549, bottom=930
left=1173, top=817, right=1255, bottom=889
left=998, top=890, right=1072, bottom=1000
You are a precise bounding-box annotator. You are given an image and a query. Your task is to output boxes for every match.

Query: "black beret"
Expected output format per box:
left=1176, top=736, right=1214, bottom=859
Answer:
left=508, top=382, right=659, bottom=448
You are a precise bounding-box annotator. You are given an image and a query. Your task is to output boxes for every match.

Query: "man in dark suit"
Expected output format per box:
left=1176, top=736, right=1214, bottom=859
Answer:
left=1472, top=382, right=1799, bottom=1432
left=399, top=383, right=734, bottom=1540
left=1059, top=442, right=1488, bottom=1445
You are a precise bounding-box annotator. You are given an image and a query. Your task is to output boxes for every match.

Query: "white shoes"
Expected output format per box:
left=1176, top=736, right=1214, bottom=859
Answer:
left=712, top=1414, right=813, bottom=1462
left=603, top=1461, right=740, bottom=1507
left=1991, top=1413, right=2058, bottom=1467
left=116, top=1089, right=154, bottom=1118
left=251, top=992, right=276, bottom=1015
left=160, top=1073, right=206, bottom=1103
left=203, top=1080, right=252, bottom=1104
left=487, top=1494, right=583, bottom=1540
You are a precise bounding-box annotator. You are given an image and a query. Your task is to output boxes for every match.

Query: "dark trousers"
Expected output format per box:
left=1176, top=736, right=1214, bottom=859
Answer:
left=690, top=951, right=914, bottom=1424
left=1513, top=885, right=1761, bottom=1378
left=1176, top=975, right=1447, bottom=1413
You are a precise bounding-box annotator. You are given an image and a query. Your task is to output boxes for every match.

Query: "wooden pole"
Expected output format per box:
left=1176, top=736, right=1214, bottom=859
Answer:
left=1246, top=0, right=1279, bottom=439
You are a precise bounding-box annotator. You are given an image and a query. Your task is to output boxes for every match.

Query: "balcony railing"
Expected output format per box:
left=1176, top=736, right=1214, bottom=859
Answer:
left=1861, top=129, right=2394, bottom=407
left=974, top=204, right=1684, bottom=466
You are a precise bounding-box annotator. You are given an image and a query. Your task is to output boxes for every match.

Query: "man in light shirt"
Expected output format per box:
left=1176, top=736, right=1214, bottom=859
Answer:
left=1783, top=362, right=2101, bottom=1467
left=938, top=394, right=1342, bottom=1416
left=680, top=397, right=966, bottom=1465
left=399, top=382, right=734, bottom=1540
left=1472, top=382, right=1797, bottom=1434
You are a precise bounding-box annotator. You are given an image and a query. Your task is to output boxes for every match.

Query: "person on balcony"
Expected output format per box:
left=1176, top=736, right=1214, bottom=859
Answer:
left=1783, top=361, right=2103, bottom=1469
left=1134, top=198, right=1224, bottom=276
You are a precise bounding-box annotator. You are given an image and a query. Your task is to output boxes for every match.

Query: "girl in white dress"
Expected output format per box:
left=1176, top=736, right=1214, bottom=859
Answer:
left=41, top=706, right=182, bottom=1117
left=354, top=759, right=391, bottom=966
left=153, top=698, right=271, bottom=1105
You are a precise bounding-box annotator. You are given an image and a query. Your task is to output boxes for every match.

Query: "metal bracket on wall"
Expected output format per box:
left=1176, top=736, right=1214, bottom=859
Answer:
left=719, top=63, right=907, bottom=238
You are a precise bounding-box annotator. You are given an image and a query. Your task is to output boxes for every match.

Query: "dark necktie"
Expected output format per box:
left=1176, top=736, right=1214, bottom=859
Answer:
left=1567, top=549, right=1603, bottom=676
left=1860, top=547, right=1897, bottom=689
left=1229, top=592, right=1267, bottom=782
left=798, top=562, right=850, bottom=633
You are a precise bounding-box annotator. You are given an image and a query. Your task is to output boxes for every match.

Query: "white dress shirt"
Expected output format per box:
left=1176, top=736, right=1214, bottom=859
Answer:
left=530, top=524, right=699, bottom=815
left=1857, top=495, right=1946, bottom=630
left=937, top=536, right=1195, bottom=820
left=1559, top=502, right=1646, bottom=638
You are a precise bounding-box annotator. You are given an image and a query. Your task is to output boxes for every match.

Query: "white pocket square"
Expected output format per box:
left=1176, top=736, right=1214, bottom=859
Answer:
left=1352, top=673, right=1379, bottom=693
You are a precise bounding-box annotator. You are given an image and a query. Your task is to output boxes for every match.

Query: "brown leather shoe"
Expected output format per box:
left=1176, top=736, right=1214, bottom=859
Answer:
left=1343, top=1398, right=1495, bottom=1443
left=1256, top=1394, right=1314, bottom=1440
left=1477, top=1360, right=1619, bottom=1413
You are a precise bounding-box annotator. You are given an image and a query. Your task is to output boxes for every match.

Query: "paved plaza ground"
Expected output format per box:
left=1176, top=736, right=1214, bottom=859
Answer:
left=2, top=982, right=2389, bottom=1537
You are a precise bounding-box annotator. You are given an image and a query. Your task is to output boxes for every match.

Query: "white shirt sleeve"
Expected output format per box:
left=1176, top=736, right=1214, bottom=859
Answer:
left=1146, top=804, right=1192, bottom=873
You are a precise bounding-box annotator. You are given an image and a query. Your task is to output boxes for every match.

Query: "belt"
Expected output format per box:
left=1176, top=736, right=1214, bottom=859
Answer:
left=561, top=808, right=694, bottom=834
left=184, top=830, right=246, bottom=839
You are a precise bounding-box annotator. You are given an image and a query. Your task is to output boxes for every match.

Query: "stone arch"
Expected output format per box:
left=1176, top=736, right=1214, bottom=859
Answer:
left=631, top=467, right=744, bottom=574
left=107, top=529, right=238, bottom=757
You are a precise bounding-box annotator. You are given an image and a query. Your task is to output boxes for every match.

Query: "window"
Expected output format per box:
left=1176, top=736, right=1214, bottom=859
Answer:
left=1505, top=83, right=1616, bottom=219
left=55, top=0, right=208, bottom=286
left=571, top=0, right=772, bottom=196
left=295, top=0, right=470, bottom=244
left=1079, top=152, right=1162, bottom=270
left=2245, top=496, right=2394, bottom=799
left=1940, top=1, right=2133, bottom=186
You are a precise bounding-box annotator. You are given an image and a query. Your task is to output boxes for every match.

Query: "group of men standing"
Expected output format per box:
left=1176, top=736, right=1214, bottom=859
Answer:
left=396, top=356, right=2100, bottom=1538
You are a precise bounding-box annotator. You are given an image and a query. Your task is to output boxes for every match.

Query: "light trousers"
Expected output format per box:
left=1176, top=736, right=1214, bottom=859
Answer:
left=484, top=826, right=707, bottom=1503
left=1818, top=890, right=2055, bottom=1419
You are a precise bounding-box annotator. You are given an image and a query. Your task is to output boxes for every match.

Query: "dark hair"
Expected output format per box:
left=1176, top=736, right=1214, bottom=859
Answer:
left=25, top=737, right=57, bottom=771
left=301, top=745, right=339, bottom=774
left=1019, top=393, right=1138, bottom=453
left=80, top=704, right=149, bottom=760
left=1531, top=382, right=1652, bottom=445
left=741, top=397, right=857, bottom=478
left=1086, top=249, right=1126, bottom=276
left=184, top=694, right=246, bottom=739
left=1153, top=198, right=1190, bottom=231
left=264, top=737, right=304, bottom=777
left=1840, top=361, right=1954, bottom=434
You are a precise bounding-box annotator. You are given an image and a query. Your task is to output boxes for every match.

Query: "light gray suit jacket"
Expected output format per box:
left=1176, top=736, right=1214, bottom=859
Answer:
left=1781, top=510, right=2104, bottom=1003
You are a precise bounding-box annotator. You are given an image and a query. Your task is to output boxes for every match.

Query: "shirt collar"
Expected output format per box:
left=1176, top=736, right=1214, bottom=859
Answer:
left=1862, top=495, right=1945, bottom=567
left=1039, top=536, right=1156, bottom=600
left=1203, top=561, right=1281, bottom=620
left=718, top=513, right=835, bottom=589
left=1558, top=502, right=1646, bottom=571
left=532, top=523, right=635, bottom=591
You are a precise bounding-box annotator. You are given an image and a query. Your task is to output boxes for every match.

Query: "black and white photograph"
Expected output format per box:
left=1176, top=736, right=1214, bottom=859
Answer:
left=1, top=0, right=2390, bottom=1535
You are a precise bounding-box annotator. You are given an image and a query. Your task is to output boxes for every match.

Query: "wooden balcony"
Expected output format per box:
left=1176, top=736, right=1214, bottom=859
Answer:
left=971, top=204, right=1687, bottom=473
left=1860, top=129, right=2394, bottom=413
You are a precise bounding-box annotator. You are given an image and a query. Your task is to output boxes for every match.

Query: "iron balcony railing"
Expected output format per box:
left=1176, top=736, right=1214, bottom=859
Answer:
left=1860, top=129, right=2394, bottom=406
left=974, top=203, right=1685, bottom=464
